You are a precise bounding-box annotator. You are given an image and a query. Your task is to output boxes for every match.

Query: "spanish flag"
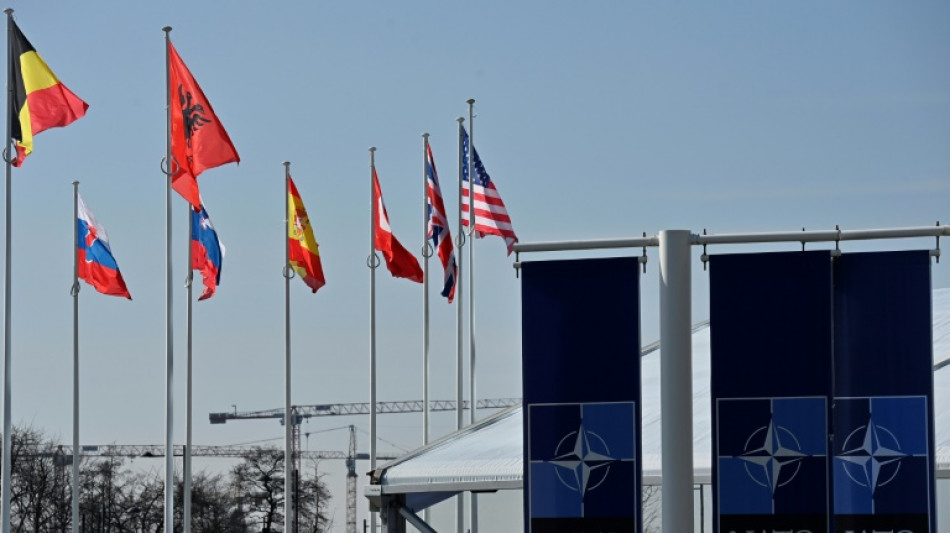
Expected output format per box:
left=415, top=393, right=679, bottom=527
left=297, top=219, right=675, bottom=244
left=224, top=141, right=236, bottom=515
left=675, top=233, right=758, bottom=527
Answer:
left=10, top=20, right=88, bottom=167
left=287, top=176, right=325, bottom=293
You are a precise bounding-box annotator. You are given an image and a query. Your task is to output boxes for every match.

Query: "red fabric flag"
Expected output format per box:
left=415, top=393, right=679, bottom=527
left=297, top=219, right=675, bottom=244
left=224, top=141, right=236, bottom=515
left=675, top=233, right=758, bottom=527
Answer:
left=373, top=169, right=423, bottom=283
left=168, top=41, right=239, bottom=208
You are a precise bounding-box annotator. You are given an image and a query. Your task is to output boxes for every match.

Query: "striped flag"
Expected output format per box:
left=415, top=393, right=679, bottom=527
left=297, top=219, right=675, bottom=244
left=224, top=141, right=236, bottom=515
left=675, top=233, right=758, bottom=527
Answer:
left=9, top=20, right=88, bottom=167
left=77, top=195, right=130, bottom=299
left=461, top=126, right=518, bottom=255
left=288, top=176, right=326, bottom=293
left=426, top=143, right=457, bottom=302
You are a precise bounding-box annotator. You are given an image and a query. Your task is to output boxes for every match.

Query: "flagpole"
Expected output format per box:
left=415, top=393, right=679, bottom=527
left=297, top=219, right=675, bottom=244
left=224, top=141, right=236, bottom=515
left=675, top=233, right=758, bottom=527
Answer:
left=184, top=202, right=193, bottom=533
left=283, top=161, right=294, bottom=533
left=422, top=133, right=431, bottom=447
left=162, top=25, right=175, bottom=533
left=466, top=98, right=479, bottom=533
left=368, top=147, right=379, bottom=533
left=2, top=10, right=14, bottom=533
left=455, top=117, right=466, bottom=533
left=71, top=182, right=80, bottom=533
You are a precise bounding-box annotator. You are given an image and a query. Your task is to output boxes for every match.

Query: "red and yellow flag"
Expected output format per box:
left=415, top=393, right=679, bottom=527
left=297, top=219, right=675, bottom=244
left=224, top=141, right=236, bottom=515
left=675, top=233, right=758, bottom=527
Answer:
left=10, top=20, right=88, bottom=167
left=168, top=40, right=239, bottom=208
left=288, top=176, right=325, bottom=293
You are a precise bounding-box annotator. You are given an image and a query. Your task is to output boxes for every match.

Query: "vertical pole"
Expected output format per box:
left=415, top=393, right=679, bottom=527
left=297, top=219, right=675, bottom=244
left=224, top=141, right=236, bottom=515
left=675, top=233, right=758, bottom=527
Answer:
left=454, top=118, right=465, bottom=533
left=368, top=147, right=378, bottom=533
left=659, top=229, right=693, bottom=533
left=466, top=98, right=478, bottom=533
left=161, top=26, right=175, bottom=533
left=1, top=10, right=13, bottom=533
left=71, top=183, right=80, bottom=533
left=183, top=205, right=193, bottom=533
left=284, top=161, right=294, bottom=533
left=422, top=133, right=430, bottom=448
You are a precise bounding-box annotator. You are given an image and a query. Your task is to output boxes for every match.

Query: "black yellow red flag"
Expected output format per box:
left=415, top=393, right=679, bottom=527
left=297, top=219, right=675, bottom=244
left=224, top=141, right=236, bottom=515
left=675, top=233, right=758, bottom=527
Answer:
left=9, top=20, right=88, bottom=167
left=168, top=41, right=239, bottom=209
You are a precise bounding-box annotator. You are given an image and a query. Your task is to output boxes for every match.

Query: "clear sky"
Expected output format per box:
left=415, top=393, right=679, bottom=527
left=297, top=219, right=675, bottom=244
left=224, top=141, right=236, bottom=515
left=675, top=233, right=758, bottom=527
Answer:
left=3, top=1, right=949, bottom=531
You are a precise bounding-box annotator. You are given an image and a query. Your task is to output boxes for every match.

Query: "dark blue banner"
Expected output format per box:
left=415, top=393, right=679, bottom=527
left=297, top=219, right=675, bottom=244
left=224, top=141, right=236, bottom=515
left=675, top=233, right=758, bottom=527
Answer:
left=521, top=257, right=641, bottom=533
left=710, top=251, right=834, bottom=533
left=832, top=251, right=935, bottom=533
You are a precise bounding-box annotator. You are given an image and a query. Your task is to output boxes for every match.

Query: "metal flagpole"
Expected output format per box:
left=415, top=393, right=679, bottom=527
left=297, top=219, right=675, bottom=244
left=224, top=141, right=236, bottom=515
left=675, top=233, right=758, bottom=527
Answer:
left=71, top=182, right=80, bottom=533
left=466, top=98, right=478, bottom=533
left=284, top=161, right=294, bottom=532
left=422, top=133, right=431, bottom=448
left=2, top=10, right=14, bottom=533
left=368, top=147, right=378, bottom=533
left=183, top=203, right=194, bottom=533
left=454, top=117, right=465, bottom=533
left=161, top=25, right=175, bottom=533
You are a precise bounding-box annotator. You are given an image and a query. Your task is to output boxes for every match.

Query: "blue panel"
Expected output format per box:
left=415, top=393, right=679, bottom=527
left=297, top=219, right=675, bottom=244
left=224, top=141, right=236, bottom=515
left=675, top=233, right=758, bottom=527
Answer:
left=521, top=258, right=641, bottom=533
left=710, top=251, right=833, bottom=533
left=832, top=251, right=935, bottom=532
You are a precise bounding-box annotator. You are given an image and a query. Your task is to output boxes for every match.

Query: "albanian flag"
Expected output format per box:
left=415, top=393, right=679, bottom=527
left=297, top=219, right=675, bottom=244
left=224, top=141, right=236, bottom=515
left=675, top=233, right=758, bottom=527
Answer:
left=10, top=20, right=88, bottom=167
left=168, top=40, right=239, bottom=209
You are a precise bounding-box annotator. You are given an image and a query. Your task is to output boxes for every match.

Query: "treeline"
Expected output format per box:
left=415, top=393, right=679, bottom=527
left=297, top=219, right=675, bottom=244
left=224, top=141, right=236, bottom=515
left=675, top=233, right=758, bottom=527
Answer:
left=4, top=426, right=330, bottom=532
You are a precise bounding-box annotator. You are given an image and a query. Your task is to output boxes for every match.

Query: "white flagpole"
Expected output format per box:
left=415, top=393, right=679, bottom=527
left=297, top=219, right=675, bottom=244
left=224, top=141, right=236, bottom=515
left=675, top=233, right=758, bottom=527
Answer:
left=70, top=182, right=80, bottom=533
left=284, top=161, right=294, bottom=532
left=368, top=147, right=379, bottom=533
left=184, top=203, right=193, bottom=533
left=161, top=25, right=175, bottom=533
left=466, top=98, right=479, bottom=533
left=422, top=133, right=431, bottom=447
left=2, top=10, right=15, bottom=533
left=455, top=117, right=466, bottom=533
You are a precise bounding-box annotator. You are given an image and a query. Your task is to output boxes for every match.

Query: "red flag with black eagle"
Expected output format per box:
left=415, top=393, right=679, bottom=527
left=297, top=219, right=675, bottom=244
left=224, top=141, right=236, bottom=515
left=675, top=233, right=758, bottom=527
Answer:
left=167, top=41, right=239, bottom=208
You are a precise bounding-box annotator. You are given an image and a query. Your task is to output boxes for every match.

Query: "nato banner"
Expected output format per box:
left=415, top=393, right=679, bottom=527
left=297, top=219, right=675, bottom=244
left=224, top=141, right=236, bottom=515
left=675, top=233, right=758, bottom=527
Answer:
left=521, top=257, right=642, bottom=533
left=710, top=251, right=834, bottom=533
left=832, top=251, right=935, bottom=533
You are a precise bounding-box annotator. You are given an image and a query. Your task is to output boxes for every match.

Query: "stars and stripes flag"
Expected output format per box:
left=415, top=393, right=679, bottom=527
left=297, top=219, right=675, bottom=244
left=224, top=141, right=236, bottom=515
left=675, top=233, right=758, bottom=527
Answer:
left=426, top=143, right=457, bottom=302
left=461, top=126, right=518, bottom=255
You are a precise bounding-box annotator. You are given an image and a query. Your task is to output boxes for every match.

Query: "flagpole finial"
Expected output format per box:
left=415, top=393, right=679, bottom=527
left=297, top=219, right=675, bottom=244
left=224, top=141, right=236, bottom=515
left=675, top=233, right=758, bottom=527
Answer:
left=457, top=117, right=464, bottom=124
left=72, top=180, right=79, bottom=186
left=4, top=9, right=13, bottom=16
left=283, top=161, right=290, bottom=168
left=369, top=147, right=376, bottom=153
left=422, top=132, right=429, bottom=139
left=466, top=98, right=475, bottom=105
left=162, top=26, right=172, bottom=33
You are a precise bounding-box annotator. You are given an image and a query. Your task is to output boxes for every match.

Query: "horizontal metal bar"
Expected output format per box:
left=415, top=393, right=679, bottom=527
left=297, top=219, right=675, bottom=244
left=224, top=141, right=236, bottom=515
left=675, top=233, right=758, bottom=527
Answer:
left=513, top=236, right=659, bottom=253
left=514, top=225, right=950, bottom=254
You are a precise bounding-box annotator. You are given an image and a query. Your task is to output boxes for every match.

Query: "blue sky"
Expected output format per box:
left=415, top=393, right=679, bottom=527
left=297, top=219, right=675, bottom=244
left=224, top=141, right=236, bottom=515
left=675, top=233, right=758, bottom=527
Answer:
left=3, top=1, right=949, bottom=530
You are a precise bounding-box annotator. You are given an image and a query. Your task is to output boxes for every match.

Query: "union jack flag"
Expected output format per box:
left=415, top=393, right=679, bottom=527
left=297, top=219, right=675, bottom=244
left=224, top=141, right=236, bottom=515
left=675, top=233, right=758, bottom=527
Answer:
left=427, top=143, right=457, bottom=302
left=461, top=126, right=518, bottom=255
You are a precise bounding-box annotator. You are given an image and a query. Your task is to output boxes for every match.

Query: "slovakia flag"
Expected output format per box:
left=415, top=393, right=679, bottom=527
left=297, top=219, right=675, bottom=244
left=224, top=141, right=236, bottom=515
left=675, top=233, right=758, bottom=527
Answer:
left=76, top=195, right=131, bottom=299
left=191, top=204, right=223, bottom=301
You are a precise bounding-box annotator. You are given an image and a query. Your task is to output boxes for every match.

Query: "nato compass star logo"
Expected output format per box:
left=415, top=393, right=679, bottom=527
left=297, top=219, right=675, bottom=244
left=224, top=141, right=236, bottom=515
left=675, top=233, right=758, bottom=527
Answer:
left=717, top=397, right=828, bottom=516
left=833, top=396, right=931, bottom=517
left=838, top=418, right=906, bottom=494
left=738, top=419, right=807, bottom=493
left=528, top=402, right=637, bottom=522
left=547, top=420, right=616, bottom=494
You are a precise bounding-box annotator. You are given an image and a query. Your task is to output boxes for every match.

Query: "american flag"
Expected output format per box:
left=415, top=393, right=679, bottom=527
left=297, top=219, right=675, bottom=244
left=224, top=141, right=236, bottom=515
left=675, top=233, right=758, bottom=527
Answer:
left=426, top=143, right=457, bottom=302
left=461, top=126, right=519, bottom=255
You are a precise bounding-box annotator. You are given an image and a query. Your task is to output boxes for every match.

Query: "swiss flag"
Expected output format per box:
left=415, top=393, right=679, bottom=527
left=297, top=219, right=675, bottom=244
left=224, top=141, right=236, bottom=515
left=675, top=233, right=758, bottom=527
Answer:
left=373, top=169, right=423, bottom=283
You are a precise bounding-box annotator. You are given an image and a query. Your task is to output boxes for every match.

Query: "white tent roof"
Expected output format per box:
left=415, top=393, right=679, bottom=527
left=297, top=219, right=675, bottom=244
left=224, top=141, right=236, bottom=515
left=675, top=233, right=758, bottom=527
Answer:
left=371, top=288, right=950, bottom=495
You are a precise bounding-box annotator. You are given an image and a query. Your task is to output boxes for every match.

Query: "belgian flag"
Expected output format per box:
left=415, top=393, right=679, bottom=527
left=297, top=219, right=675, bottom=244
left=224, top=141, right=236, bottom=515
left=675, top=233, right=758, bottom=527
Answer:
left=9, top=20, right=88, bottom=167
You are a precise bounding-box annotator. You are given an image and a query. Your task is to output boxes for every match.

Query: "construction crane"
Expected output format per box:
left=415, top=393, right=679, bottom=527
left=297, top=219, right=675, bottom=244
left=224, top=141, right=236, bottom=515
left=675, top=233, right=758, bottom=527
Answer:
left=209, top=398, right=521, bottom=533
